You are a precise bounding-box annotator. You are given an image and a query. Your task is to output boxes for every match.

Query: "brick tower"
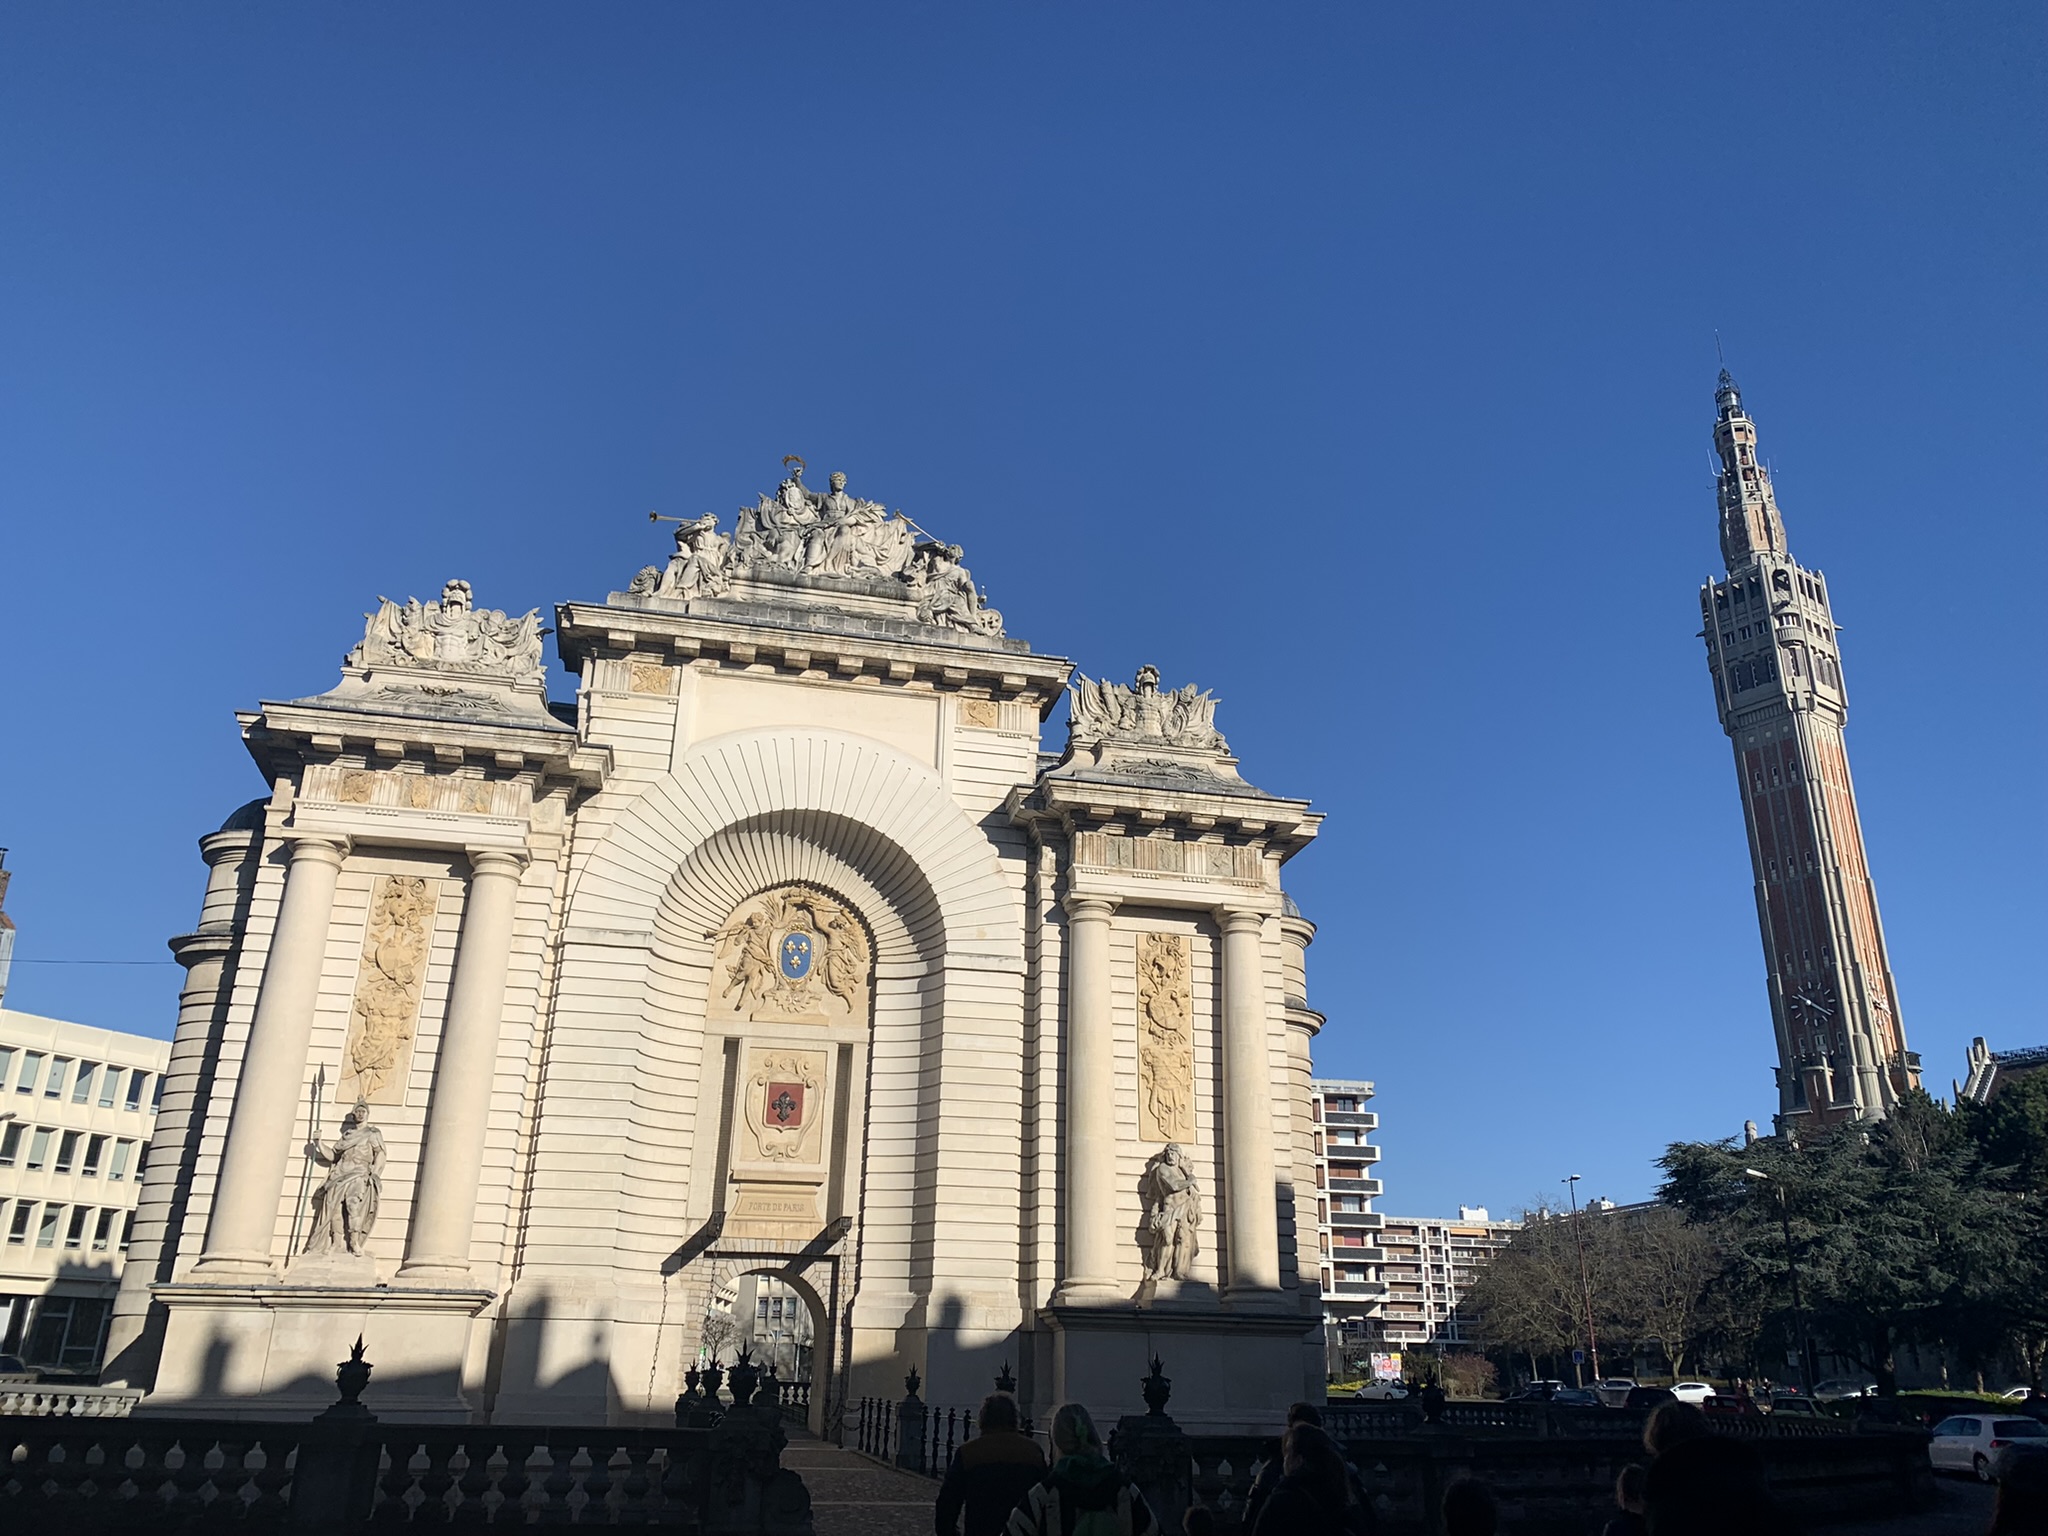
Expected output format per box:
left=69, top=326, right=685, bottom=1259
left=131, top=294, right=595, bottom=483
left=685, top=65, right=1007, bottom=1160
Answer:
left=1699, top=371, right=1918, bottom=1130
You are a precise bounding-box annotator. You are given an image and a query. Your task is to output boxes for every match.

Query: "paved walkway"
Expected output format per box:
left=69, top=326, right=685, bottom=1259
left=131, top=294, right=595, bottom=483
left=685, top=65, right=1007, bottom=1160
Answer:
left=1827, top=1475, right=1993, bottom=1534
left=784, top=1433, right=936, bottom=1536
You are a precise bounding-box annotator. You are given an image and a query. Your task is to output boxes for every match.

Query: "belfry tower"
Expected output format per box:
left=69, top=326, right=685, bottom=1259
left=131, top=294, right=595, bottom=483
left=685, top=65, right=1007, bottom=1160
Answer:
left=1699, top=371, right=1918, bottom=1130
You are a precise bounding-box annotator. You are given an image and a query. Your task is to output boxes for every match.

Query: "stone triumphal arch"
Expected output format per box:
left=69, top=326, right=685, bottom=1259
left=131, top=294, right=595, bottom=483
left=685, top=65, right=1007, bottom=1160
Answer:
left=109, top=460, right=1328, bottom=1431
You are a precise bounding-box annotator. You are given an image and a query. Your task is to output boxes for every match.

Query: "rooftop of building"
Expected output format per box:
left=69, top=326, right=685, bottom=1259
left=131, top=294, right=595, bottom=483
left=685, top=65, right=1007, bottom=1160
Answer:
left=0, top=1010, right=171, bottom=1072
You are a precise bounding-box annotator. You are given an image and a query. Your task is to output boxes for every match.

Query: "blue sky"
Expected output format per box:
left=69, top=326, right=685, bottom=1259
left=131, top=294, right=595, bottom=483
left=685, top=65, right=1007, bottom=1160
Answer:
left=2, top=5, right=2041, bottom=1215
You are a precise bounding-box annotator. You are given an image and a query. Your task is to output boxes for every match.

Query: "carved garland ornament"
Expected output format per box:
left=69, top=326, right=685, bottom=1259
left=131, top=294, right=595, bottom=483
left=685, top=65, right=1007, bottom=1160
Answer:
left=1136, top=932, right=1195, bottom=1143
left=342, top=875, right=436, bottom=1105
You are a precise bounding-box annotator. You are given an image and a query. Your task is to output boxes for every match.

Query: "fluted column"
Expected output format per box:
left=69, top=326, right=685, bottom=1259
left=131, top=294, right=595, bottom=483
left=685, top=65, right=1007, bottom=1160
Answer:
left=1054, top=893, right=1119, bottom=1303
left=400, top=848, right=527, bottom=1281
left=1218, top=908, right=1282, bottom=1296
left=197, top=835, right=348, bottom=1275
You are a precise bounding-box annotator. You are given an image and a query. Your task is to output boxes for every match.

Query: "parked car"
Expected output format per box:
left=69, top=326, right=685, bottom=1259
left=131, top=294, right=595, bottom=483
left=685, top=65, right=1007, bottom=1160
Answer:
left=1504, top=1381, right=1569, bottom=1402
left=1624, top=1386, right=1676, bottom=1410
left=1551, top=1387, right=1602, bottom=1408
left=1812, top=1378, right=1877, bottom=1403
left=1592, top=1377, right=1639, bottom=1408
left=1706, top=1392, right=1764, bottom=1418
left=1353, top=1382, right=1409, bottom=1401
left=1668, top=1381, right=1715, bottom=1405
left=1767, top=1393, right=1820, bottom=1417
left=1928, top=1415, right=2048, bottom=1481
left=1999, top=1387, right=2044, bottom=1402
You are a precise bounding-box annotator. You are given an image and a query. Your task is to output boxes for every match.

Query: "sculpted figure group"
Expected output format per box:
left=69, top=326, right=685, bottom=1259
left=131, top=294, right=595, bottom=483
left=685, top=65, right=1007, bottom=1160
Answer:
left=1069, top=664, right=1228, bottom=753
left=630, top=458, right=1003, bottom=636
left=349, top=579, right=546, bottom=684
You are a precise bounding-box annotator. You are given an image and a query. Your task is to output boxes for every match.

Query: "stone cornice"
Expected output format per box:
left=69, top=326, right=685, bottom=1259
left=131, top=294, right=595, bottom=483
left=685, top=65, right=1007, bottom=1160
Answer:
left=1009, top=774, right=1322, bottom=857
left=554, top=600, right=1074, bottom=717
left=241, top=702, right=609, bottom=791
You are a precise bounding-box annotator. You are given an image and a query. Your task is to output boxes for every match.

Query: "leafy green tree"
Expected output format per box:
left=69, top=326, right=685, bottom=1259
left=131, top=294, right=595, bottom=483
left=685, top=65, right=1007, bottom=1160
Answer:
left=1660, top=1091, right=2022, bottom=1396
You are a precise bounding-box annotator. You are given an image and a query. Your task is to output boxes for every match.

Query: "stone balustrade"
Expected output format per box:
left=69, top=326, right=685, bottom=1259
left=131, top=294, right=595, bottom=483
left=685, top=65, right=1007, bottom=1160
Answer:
left=0, top=1385, right=146, bottom=1418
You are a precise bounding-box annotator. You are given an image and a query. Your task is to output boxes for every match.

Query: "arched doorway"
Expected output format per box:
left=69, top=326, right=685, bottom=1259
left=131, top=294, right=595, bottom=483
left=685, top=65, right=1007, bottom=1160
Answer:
left=689, top=1258, right=837, bottom=1437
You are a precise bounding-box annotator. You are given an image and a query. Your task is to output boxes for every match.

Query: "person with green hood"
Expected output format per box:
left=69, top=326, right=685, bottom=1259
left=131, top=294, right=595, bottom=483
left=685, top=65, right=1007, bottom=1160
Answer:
left=1005, top=1402, right=1159, bottom=1536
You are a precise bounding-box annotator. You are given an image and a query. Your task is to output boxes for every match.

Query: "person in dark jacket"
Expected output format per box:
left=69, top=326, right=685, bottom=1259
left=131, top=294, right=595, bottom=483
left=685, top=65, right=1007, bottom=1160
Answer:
left=1006, top=1402, right=1158, bottom=1536
left=935, top=1394, right=1047, bottom=1536
left=1643, top=1435, right=1783, bottom=1536
left=1250, top=1425, right=1375, bottom=1536
left=1441, top=1479, right=1497, bottom=1536
left=1600, top=1463, right=1647, bottom=1536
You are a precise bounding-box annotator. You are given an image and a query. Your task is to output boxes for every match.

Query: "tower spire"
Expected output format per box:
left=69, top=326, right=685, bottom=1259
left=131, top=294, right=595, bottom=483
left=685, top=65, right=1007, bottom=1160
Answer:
left=1713, top=372, right=1787, bottom=569
left=1697, top=373, right=1917, bottom=1131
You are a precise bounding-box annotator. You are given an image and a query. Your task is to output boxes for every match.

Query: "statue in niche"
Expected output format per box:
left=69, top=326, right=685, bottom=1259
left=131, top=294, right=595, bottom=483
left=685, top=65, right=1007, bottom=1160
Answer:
left=906, top=541, right=1004, bottom=636
left=1068, top=664, right=1227, bottom=752
left=304, top=1100, right=387, bottom=1259
left=347, top=579, right=546, bottom=684
left=1139, top=1143, right=1201, bottom=1284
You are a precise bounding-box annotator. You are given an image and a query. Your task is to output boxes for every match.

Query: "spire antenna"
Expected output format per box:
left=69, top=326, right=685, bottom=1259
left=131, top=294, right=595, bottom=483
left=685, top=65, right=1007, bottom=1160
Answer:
left=1715, top=330, right=1726, bottom=370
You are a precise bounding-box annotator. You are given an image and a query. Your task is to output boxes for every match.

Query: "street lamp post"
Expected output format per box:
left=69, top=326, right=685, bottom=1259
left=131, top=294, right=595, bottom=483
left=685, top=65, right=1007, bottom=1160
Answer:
left=1745, top=1168, right=1813, bottom=1396
left=1563, top=1174, right=1601, bottom=1386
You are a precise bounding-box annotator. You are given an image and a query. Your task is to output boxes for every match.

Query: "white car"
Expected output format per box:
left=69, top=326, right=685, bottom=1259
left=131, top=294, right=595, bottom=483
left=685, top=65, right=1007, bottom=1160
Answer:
left=1669, top=1382, right=1715, bottom=1405
left=1353, top=1382, right=1409, bottom=1401
left=1927, top=1414, right=2048, bottom=1481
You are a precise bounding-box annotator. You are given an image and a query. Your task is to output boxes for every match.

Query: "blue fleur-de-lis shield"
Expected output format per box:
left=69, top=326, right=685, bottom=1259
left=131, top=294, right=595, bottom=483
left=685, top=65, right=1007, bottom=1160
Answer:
left=779, top=931, right=813, bottom=981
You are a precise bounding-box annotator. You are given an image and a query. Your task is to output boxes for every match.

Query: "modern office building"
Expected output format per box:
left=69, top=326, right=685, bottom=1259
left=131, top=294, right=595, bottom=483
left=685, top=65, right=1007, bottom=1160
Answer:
left=0, top=1009, right=169, bottom=1374
left=1373, top=1208, right=1518, bottom=1352
left=1309, top=1077, right=1384, bottom=1372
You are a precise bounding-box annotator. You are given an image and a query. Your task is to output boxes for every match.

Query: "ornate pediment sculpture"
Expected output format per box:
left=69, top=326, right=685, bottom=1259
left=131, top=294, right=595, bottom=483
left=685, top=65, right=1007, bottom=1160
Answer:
left=1068, top=665, right=1228, bottom=753
left=346, top=580, right=546, bottom=686
left=631, top=457, right=1005, bottom=637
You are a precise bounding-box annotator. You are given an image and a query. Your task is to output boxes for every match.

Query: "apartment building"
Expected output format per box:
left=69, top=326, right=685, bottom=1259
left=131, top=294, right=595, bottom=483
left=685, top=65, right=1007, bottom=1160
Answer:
left=1309, top=1078, right=1385, bottom=1371
left=1374, top=1208, right=1518, bottom=1350
left=0, top=1009, right=169, bottom=1375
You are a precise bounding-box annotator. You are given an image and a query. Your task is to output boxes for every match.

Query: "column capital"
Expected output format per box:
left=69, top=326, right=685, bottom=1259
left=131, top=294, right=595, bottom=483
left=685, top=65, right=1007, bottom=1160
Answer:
left=284, top=833, right=350, bottom=867
left=1215, top=906, right=1266, bottom=936
left=466, top=847, right=530, bottom=879
left=1063, top=893, right=1119, bottom=921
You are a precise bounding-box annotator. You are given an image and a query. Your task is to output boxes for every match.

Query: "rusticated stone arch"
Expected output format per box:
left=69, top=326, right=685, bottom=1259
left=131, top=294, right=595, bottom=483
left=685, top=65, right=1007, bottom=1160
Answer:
left=563, top=726, right=1022, bottom=968
left=519, top=726, right=1021, bottom=1422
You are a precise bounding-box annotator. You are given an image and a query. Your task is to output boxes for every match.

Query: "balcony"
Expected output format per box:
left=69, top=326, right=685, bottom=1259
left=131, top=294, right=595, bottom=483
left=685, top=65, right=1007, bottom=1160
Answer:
left=1320, top=1110, right=1378, bottom=1130
left=1326, top=1177, right=1383, bottom=1197
left=1332, top=1281, right=1388, bottom=1299
left=1329, top=1210, right=1382, bottom=1229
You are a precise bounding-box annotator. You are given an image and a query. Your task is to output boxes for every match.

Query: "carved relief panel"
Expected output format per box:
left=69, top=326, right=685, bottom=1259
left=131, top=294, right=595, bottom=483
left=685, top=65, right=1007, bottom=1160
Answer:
left=1136, top=932, right=1195, bottom=1143
left=341, top=874, right=439, bottom=1105
left=706, top=885, right=872, bottom=1026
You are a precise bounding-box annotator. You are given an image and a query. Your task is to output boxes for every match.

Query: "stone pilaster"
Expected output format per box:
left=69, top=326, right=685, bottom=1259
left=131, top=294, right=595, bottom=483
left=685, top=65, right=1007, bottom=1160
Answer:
left=1054, top=893, right=1119, bottom=1303
left=399, top=848, right=528, bottom=1281
left=195, top=834, right=347, bottom=1276
left=1218, top=908, right=1280, bottom=1297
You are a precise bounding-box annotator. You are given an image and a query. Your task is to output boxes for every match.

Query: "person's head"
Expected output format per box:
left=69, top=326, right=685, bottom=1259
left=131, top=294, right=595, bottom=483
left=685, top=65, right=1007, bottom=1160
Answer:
left=830, top=471, right=847, bottom=492
left=1643, top=1400, right=1711, bottom=1456
left=979, top=1393, right=1020, bottom=1434
left=1181, top=1506, right=1216, bottom=1536
left=1280, top=1424, right=1349, bottom=1508
left=1049, top=1402, right=1103, bottom=1459
left=1441, top=1477, right=1498, bottom=1536
left=1616, top=1462, right=1647, bottom=1514
left=1285, top=1401, right=1324, bottom=1429
left=1989, top=1445, right=2048, bottom=1535
left=1644, top=1437, right=1774, bottom=1535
